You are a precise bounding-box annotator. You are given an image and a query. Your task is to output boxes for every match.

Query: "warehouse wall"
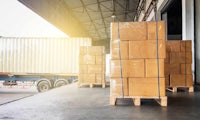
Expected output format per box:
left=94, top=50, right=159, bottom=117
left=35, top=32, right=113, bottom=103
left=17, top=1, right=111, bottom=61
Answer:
left=146, top=0, right=166, bottom=21
left=195, top=0, right=200, bottom=83
left=138, top=0, right=168, bottom=21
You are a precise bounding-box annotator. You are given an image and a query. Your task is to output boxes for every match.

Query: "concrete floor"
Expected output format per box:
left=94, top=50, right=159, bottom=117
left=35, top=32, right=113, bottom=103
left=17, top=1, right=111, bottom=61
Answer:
left=0, top=83, right=200, bottom=120
left=0, top=86, right=38, bottom=105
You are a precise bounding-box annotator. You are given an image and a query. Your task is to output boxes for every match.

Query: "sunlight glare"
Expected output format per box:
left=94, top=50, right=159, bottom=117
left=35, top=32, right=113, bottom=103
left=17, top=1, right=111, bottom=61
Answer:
left=0, top=0, right=68, bottom=37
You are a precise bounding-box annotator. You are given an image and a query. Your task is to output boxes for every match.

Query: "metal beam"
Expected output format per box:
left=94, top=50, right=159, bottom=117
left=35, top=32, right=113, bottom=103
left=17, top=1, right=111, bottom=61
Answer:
left=80, top=0, right=101, bottom=40
left=134, top=0, right=146, bottom=21
left=114, top=0, right=133, bottom=20
left=97, top=0, right=108, bottom=39
left=71, top=0, right=112, bottom=9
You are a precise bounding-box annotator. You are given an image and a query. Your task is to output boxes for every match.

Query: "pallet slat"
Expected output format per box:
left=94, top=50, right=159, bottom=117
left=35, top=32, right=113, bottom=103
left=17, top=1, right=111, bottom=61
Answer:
left=166, top=86, right=194, bottom=92
left=78, top=83, right=106, bottom=88
left=110, top=96, right=167, bottom=106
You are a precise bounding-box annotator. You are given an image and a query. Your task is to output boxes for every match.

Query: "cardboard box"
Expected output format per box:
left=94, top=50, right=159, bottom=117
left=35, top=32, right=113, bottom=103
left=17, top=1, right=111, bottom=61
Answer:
left=96, top=73, right=105, bottom=83
left=110, top=60, right=145, bottom=77
left=79, top=46, right=88, bottom=55
left=80, top=46, right=105, bottom=56
left=129, top=59, right=145, bottom=77
left=147, top=21, right=166, bottom=40
left=165, top=53, right=170, bottom=63
left=170, top=52, right=192, bottom=64
left=165, top=74, right=170, bottom=87
left=180, top=40, right=192, bottom=52
left=79, top=65, right=88, bottom=73
left=170, top=74, right=193, bottom=86
left=111, top=22, right=147, bottom=41
left=79, top=55, right=95, bottom=64
left=129, top=78, right=165, bottom=97
left=88, top=64, right=105, bottom=74
left=111, top=40, right=129, bottom=59
left=86, top=55, right=96, bottom=64
left=96, top=55, right=105, bottom=64
left=181, top=64, right=192, bottom=74
left=110, top=78, right=128, bottom=96
left=79, top=74, right=95, bottom=83
left=166, top=40, right=181, bottom=52
left=110, top=60, right=129, bottom=77
left=129, top=40, right=166, bottom=59
left=164, top=63, right=180, bottom=74
left=88, top=46, right=105, bottom=55
left=145, top=59, right=164, bottom=77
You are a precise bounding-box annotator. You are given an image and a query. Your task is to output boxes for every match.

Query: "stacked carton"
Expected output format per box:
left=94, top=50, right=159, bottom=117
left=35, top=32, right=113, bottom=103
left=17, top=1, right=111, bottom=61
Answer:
left=78, top=46, right=106, bottom=88
left=110, top=21, right=167, bottom=106
left=165, top=40, right=193, bottom=91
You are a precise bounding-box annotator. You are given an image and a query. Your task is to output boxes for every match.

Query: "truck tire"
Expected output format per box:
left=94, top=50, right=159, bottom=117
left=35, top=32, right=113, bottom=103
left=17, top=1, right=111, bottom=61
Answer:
left=37, top=80, right=51, bottom=92
left=54, top=79, right=69, bottom=88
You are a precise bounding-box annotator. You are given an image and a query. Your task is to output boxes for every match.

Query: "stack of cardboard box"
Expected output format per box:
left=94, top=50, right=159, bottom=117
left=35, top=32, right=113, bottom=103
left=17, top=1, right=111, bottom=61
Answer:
left=79, top=46, right=106, bottom=88
left=165, top=40, right=193, bottom=91
left=110, top=21, right=167, bottom=106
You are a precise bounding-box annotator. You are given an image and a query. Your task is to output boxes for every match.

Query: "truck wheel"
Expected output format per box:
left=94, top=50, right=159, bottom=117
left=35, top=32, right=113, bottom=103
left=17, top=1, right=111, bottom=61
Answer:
left=54, top=79, right=69, bottom=87
left=37, top=81, right=50, bottom=92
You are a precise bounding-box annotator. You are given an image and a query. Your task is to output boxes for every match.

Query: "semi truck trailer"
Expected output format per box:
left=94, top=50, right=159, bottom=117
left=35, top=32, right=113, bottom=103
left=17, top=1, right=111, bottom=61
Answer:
left=0, top=37, right=92, bottom=92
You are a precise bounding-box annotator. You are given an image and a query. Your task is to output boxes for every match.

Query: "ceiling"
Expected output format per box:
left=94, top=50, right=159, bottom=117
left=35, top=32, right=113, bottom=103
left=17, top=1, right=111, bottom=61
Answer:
left=63, top=0, right=140, bottom=42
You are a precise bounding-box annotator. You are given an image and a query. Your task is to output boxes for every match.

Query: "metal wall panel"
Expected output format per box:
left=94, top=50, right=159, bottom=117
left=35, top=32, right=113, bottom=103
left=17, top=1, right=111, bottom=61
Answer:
left=195, top=0, right=200, bottom=83
left=0, top=37, right=92, bottom=75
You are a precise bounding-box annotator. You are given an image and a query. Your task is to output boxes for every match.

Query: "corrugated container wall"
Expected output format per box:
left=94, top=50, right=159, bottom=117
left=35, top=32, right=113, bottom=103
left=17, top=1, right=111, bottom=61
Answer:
left=0, top=37, right=92, bottom=75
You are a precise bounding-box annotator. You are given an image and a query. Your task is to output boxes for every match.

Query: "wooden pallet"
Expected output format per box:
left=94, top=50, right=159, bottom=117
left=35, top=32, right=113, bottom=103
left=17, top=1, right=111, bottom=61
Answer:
left=166, top=86, right=194, bottom=92
left=110, top=96, right=167, bottom=106
left=78, top=83, right=106, bottom=88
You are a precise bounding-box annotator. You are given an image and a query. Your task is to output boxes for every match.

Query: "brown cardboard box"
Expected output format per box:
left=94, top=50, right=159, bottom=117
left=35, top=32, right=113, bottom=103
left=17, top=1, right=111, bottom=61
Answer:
left=180, top=40, right=192, bottom=52
left=145, top=59, right=164, bottom=77
left=110, top=60, right=145, bottom=77
left=79, top=74, right=95, bottom=83
left=165, top=74, right=170, bottom=87
left=88, top=46, right=105, bottom=55
left=88, top=64, right=104, bottom=74
left=180, top=64, right=192, bottom=74
left=165, top=53, right=170, bottom=63
left=111, top=40, right=129, bottom=59
left=96, top=55, right=105, bottom=64
left=86, top=55, right=96, bottom=64
left=96, top=73, right=105, bottom=83
left=147, top=21, right=166, bottom=40
left=129, top=40, right=166, bottom=59
left=170, top=52, right=192, bottom=64
left=79, top=65, right=88, bottom=73
left=129, top=78, right=165, bottom=97
left=110, top=60, right=129, bottom=77
left=110, top=78, right=128, bottom=96
left=79, top=46, right=87, bottom=55
left=80, top=46, right=105, bottom=56
left=79, top=55, right=95, bottom=64
left=129, top=59, right=145, bottom=77
left=111, top=22, right=147, bottom=41
left=170, top=74, right=193, bottom=86
left=164, top=63, right=180, bottom=74
left=166, top=40, right=181, bottom=52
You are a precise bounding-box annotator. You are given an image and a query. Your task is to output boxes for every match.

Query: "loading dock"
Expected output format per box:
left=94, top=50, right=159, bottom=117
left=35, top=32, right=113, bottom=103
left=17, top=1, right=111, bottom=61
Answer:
left=1, top=83, right=200, bottom=119
left=1, top=0, right=200, bottom=119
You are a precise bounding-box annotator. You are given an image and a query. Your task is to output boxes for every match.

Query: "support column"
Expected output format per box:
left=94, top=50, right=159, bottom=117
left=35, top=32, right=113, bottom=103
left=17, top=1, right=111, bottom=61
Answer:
left=182, top=0, right=195, bottom=75
left=195, top=0, right=200, bottom=83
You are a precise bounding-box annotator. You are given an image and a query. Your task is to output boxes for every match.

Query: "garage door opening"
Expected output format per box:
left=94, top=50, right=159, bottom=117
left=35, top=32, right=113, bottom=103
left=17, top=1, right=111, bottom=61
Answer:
left=161, top=0, right=182, bottom=40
